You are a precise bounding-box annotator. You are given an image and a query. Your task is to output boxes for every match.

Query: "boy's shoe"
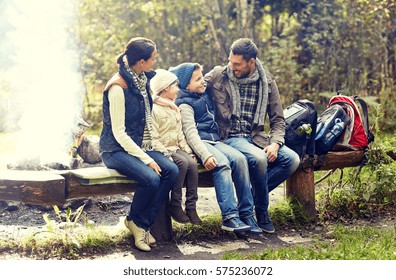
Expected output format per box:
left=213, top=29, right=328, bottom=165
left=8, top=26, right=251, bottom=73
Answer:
left=167, top=206, right=190, bottom=224
left=221, top=217, right=251, bottom=233
left=186, top=209, right=203, bottom=225
left=241, top=216, right=263, bottom=235
left=256, top=212, right=275, bottom=234
left=124, top=218, right=151, bottom=252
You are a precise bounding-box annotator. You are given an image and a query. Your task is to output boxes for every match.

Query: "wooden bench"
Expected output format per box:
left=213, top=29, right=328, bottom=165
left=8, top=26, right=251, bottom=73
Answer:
left=0, top=166, right=214, bottom=241
left=0, top=150, right=365, bottom=241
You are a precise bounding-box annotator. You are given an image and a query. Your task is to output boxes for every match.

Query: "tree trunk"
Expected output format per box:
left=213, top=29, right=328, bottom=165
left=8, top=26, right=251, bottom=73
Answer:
left=205, top=0, right=229, bottom=63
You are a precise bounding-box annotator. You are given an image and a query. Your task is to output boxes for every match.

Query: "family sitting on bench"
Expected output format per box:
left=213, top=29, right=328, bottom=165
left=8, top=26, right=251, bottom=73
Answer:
left=99, top=37, right=300, bottom=252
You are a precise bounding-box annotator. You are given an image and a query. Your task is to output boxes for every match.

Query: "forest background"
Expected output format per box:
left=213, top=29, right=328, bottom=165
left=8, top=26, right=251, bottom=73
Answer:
left=0, top=0, right=394, bottom=262
left=0, top=0, right=395, bottom=134
left=76, top=0, right=396, bottom=133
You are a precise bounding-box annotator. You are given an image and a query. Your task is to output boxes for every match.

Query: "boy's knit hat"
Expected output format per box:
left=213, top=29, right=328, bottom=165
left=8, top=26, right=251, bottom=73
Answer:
left=150, top=69, right=178, bottom=96
left=169, top=63, right=198, bottom=90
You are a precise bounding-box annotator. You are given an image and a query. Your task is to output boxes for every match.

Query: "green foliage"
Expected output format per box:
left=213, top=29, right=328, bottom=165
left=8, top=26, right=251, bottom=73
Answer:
left=12, top=204, right=124, bottom=259
left=379, top=87, right=396, bottom=130
left=265, top=31, right=304, bottom=105
left=172, top=200, right=311, bottom=241
left=18, top=226, right=119, bottom=260
left=296, top=0, right=396, bottom=128
left=74, top=0, right=396, bottom=133
left=269, top=198, right=311, bottom=227
left=37, top=204, right=87, bottom=249
left=172, top=214, right=237, bottom=240
left=222, top=225, right=396, bottom=260
left=315, top=128, right=396, bottom=221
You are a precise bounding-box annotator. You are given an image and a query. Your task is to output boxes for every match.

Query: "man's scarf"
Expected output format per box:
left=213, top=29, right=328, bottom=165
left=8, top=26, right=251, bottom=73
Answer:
left=227, top=58, right=268, bottom=127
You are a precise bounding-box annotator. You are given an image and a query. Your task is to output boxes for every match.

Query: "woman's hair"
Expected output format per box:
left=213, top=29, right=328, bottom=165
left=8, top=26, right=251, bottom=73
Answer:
left=116, top=37, right=156, bottom=66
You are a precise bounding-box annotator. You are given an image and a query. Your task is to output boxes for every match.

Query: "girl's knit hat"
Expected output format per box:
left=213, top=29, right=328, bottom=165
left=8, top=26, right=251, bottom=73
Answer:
left=169, top=63, right=198, bottom=90
left=150, top=69, right=178, bottom=96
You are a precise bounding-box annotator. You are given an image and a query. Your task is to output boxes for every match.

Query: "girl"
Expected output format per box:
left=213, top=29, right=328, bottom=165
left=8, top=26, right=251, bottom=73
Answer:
left=150, top=69, right=202, bottom=225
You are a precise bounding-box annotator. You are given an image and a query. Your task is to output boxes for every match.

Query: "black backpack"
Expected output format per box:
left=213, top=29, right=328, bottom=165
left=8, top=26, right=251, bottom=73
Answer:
left=315, top=104, right=350, bottom=155
left=284, top=99, right=318, bottom=160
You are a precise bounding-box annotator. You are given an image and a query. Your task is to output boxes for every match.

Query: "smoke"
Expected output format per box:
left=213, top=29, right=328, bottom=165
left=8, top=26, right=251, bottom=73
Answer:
left=4, top=0, right=83, bottom=167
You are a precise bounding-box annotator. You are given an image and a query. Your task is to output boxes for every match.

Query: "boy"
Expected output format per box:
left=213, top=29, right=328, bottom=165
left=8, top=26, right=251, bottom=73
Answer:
left=170, top=63, right=262, bottom=234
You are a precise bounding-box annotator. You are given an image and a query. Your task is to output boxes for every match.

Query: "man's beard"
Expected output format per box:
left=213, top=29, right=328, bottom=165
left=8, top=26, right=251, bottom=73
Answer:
left=233, top=70, right=250, bottom=79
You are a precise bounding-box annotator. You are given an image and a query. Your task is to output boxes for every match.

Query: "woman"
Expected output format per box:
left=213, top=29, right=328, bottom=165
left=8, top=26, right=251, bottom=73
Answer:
left=99, top=37, right=179, bottom=252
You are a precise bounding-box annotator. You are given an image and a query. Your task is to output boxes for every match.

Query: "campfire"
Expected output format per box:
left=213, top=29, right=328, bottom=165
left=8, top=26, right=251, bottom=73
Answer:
left=5, top=118, right=101, bottom=171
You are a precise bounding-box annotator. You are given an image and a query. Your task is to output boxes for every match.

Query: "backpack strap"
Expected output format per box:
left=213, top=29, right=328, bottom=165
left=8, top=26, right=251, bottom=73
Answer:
left=353, top=96, right=369, bottom=135
left=354, top=96, right=374, bottom=143
left=306, top=111, right=317, bottom=160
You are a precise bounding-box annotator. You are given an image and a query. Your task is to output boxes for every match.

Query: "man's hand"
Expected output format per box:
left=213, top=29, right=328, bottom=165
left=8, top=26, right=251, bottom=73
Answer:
left=204, top=156, right=218, bottom=171
left=148, top=161, right=162, bottom=176
left=263, top=143, right=280, bottom=162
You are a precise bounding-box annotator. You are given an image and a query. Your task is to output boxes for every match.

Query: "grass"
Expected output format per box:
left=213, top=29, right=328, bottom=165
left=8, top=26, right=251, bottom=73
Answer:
left=0, top=222, right=130, bottom=259
left=222, top=225, right=396, bottom=260
left=1, top=203, right=394, bottom=260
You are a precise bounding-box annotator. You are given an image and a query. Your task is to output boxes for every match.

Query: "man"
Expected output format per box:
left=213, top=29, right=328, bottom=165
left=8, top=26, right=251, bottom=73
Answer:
left=205, top=38, right=300, bottom=233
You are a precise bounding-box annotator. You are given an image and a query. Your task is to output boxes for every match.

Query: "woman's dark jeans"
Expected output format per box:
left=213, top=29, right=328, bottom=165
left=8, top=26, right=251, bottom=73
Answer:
left=102, top=150, right=179, bottom=230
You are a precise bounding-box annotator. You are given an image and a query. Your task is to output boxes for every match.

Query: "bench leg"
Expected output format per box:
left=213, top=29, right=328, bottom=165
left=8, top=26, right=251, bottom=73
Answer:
left=285, top=167, right=317, bottom=220
left=150, top=200, right=173, bottom=242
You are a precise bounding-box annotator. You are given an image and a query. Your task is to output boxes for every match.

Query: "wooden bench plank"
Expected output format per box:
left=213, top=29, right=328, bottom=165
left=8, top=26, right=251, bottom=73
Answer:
left=60, top=166, right=214, bottom=200
left=0, top=170, right=66, bottom=205
left=313, top=150, right=365, bottom=170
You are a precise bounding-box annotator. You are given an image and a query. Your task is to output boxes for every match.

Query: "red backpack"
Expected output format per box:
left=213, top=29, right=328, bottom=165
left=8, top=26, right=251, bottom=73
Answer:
left=329, top=94, right=374, bottom=151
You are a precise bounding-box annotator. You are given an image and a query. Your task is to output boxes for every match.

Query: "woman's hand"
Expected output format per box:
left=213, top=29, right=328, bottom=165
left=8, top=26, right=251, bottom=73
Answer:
left=148, top=161, right=162, bottom=176
left=204, top=156, right=218, bottom=171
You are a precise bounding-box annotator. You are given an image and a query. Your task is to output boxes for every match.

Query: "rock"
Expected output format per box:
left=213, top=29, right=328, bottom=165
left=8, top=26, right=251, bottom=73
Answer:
left=62, top=198, right=93, bottom=210
left=78, top=135, right=102, bottom=164
left=5, top=201, right=21, bottom=211
left=0, top=201, right=8, bottom=210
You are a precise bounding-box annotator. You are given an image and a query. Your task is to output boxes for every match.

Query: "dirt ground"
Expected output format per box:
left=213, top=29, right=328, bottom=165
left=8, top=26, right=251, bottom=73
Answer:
left=1, top=186, right=395, bottom=260
left=0, top=187, right=312, bottom=260
left=0, top=151, right=321, bottom=260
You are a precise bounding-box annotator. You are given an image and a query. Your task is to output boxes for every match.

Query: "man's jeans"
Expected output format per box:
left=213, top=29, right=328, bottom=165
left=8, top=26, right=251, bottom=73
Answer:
left=224, top=137, right=300, bottom=214
left=102, top=150, right=179, bottom=230
left=203, top=141, right=255, bottom=220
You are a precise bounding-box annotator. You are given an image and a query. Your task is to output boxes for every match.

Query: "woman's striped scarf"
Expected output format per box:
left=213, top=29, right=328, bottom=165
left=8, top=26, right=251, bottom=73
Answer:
left=122, top=55, right=153, bottom=151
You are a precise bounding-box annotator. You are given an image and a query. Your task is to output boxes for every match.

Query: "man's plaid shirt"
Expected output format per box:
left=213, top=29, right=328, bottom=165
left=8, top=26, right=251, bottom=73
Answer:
left=229, top=80, right=259, bottom=137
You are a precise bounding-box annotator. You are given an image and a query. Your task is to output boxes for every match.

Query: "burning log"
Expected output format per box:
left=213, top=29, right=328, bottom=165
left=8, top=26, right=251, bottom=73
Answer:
left=69, top=118, right=91, bottom=169
left=7, top=157, right=70, bottom=171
